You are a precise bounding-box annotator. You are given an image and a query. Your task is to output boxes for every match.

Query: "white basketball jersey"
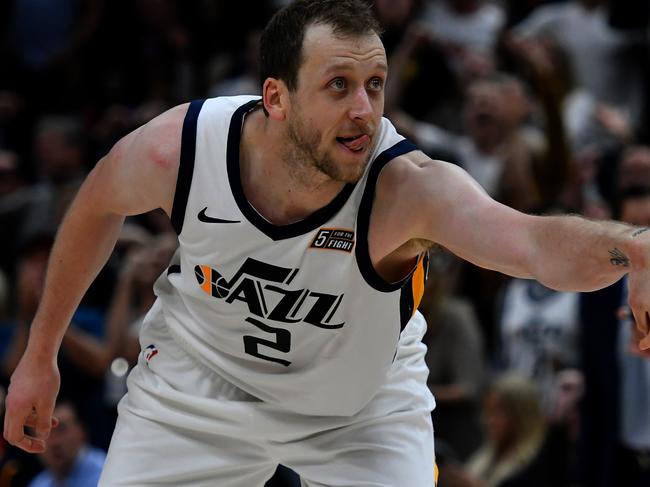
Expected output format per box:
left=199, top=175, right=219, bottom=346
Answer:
left=149, top=96, right=426, bottom=416
left=499, top=279, right=579, bottom=407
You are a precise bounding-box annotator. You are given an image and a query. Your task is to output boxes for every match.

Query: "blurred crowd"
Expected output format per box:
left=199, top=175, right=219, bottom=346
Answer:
left=0, top=0, right=649, bottom=486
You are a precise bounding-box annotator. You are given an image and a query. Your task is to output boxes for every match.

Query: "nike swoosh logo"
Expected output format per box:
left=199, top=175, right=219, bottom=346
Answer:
left=198, top=207, right=241, bottom=224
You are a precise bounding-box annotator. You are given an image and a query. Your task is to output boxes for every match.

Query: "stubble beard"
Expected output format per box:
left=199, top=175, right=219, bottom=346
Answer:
left=285, top=114, right=368, bottom=185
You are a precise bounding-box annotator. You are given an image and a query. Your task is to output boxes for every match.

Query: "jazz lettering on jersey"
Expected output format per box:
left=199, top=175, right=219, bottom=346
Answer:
left=310, top=228, right=355, bottom=253
left=194, top=257, right=344, bottom=367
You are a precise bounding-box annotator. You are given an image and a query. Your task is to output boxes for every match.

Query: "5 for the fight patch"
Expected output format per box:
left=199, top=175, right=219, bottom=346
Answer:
left=310, top=228, right=355, bottom=253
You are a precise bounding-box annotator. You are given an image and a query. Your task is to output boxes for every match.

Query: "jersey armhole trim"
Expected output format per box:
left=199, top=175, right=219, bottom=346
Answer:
left=355, top=138, right=420, bottom=292
left=171, top=99, right=206, bottom=235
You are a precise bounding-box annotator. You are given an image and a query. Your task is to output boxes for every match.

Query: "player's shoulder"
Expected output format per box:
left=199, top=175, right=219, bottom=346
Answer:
left=376, top=149, right=459, bottom=201
left=113, top=96, right=261, bottom=172
left=109, top=103, right=190, bottom=172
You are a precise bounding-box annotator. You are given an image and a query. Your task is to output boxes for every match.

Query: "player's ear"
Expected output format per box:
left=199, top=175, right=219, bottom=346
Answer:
left=262, top=78, right=288, bottom=121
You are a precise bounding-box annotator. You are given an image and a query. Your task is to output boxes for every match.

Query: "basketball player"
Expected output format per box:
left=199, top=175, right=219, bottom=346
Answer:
left=4, top=1, right=650, bottom=485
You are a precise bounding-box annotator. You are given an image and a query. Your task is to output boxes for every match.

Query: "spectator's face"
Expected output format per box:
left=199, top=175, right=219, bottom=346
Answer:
left=282, top=24, right=386, bottom=183
left=621, top=196, right=650, bottom=227
left=464, top=82, right=507, bottom=148
left=482, top=391, right=512, bottom=448
left=40, top=404, right=85, bottom=478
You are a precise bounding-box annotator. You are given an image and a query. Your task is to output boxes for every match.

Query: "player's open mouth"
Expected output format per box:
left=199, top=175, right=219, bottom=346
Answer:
left=336, top=134, right=369, bottom=153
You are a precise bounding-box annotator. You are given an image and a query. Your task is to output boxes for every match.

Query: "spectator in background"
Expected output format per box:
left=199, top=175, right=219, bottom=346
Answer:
left=2, top=224, right=116, bottom=449
left=511, top=0, right=646, bottom=136
left=497, top=277, right=580, bottom=413
left=391, top=73, right=540, bottom=211
left=497, top=276, right=584, bottom=487
left=63, top=229, right=174, bottom=371
left=465, top=374, right=567, bottom=487
left=18, top=116, right=88, bottom=243
left=382, top=4, right=460, bottom=125
left=502, top=32, right=633, bottom=218
left=420, top=0, right=505, bottom=81
left=0, top=149, right=28, bottom=276
left=68, top=231, right=179, bottom=409
left=14, top=115, right=119, bottom=313
left=0, top=229, right=55, bottom=387
left=373, top=0, right=423, bottom=55
left=28, top=401, right=105, bottom=487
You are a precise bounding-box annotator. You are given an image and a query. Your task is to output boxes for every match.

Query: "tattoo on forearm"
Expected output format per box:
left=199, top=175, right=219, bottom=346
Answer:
left=609, top=248, right=630, bottom=267
left=632, top=228, right=650, bottom=238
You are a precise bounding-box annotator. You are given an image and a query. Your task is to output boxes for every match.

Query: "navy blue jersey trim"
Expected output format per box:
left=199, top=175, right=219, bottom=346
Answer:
left=355, top=139, right=419, bottom=292
left=167, top=264, right=181, bottom=275
left=399, top=273, right=415, bottom=329
left=226, top=99, right=357, bottom=241
left=171, top=99, right=206, bottom=235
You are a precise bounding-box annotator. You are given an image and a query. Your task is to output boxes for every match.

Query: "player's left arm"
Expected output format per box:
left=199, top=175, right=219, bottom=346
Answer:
left=394, top=151, right=650, bottom=349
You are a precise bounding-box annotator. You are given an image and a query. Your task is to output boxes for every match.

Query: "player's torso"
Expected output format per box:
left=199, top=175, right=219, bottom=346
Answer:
left=153, top=96, right=425, bottom=416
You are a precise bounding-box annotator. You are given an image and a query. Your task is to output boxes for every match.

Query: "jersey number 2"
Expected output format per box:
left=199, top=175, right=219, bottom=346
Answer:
left=243, top=317, right=291, bottom=367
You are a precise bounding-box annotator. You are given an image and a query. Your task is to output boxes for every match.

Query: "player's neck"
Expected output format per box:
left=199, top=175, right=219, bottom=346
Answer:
left=239, top=110, right=346, bottom=226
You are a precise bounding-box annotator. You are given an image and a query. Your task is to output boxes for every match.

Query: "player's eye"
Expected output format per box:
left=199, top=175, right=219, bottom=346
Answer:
left=368, top=78, right=383, bottom=91
left=330, top=78, right=346, bottom=91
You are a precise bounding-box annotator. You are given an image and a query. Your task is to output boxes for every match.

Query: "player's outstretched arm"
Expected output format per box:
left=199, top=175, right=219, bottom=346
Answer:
left=389, top=151, right=650, bottom=350
left=3, top=104, right=188, bottom=453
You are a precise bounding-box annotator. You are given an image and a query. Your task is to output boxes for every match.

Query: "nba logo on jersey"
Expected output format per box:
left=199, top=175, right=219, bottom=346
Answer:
left=143, top=344, right=159, bottom=364
left=310, top=228, right=355, bottom=252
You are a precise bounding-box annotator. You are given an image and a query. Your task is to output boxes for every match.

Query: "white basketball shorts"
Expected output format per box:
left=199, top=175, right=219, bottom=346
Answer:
left=98, top=312, right=436, bottom=486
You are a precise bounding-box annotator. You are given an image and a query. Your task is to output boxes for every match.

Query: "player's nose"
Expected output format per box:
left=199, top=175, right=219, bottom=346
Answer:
left=348, top=87, right=373, bottom=124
